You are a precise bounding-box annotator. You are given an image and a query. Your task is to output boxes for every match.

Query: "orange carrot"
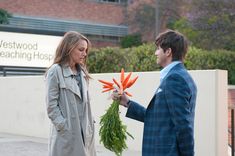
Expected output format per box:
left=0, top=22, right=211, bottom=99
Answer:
left=102, top=87, right=114, bottom=93
left=119, top=83, right=123, bottom=95
left=120, top=68, right=125, bottom=83
left=131, top=76, right=138, bottom=84
left=99, top=80, right=113, bottom=86
left=98, top=69, right=138, bottom=99
left=103, top=85, right=114, bottom=89
left=125, top=91, right=132, bottom=97
left=125, top=80, right=133, bottom=89
left=122, top=72, right=132, bottom=89
left=126, top=76, right=138, bottom=88
left=113, top=78, right=121, bottom=88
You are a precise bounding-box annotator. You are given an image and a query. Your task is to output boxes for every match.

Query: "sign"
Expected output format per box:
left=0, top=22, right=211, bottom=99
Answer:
left=0, top=31, right=62, bottom=68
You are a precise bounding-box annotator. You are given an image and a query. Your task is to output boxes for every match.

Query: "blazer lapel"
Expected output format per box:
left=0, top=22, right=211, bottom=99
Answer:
left=161, top=63, right=185, bottom=83
left=62, top=66, right=82, bottom=99
left=147, top=63, right=185, bottom=109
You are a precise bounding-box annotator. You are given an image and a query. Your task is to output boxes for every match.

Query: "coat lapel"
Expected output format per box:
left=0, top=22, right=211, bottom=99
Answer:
left=62, top=66, right=82, bottom=99
left=81, top=71, right=88, bottom=102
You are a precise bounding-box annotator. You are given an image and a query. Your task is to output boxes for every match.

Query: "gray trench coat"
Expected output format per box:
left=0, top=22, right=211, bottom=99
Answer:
left=45, top=64, right=96, bottom=156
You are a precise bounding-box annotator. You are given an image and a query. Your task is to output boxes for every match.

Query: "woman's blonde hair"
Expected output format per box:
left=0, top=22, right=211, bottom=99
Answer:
left=53, top=31, right=91, bottom=79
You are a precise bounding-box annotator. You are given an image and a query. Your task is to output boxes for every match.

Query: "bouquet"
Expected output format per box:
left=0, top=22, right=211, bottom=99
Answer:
left=98, top=68, right=138, bottom=156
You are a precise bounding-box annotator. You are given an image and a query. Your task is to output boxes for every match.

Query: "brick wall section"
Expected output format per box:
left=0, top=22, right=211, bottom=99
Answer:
left=228, top=88, right=235, bottom=147
left=229, top=89, right=235, bottom=106
left=0, top=0, right=126, bottom=25
left=91, top=40, right=118, bottom=48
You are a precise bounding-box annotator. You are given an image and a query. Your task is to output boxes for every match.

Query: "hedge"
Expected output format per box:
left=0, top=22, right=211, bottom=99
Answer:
left=87, top=44, right=235, bottom=84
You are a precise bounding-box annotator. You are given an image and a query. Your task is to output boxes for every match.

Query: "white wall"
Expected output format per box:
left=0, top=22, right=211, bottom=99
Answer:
left=0, top=70, right=228, bottom=156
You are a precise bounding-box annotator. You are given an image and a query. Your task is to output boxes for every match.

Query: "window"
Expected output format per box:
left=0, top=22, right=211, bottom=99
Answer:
left=100, top=0, right=119, bottom=2
left=97, top=0, right=127, bottom=4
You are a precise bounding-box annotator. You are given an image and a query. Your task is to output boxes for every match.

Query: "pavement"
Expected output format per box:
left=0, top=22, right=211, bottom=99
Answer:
left=0, top=133, right=141, bottom=156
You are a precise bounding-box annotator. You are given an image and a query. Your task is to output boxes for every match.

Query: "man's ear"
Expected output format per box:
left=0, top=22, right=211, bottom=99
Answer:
left=165, top=48, right=172, bottom=57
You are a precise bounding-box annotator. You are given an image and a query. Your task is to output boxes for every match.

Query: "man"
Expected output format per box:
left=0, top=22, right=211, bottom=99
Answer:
left=113, top=30, right=197, bottom=156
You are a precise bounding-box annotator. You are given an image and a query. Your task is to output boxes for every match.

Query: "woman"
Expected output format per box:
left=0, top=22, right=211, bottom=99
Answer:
left=45, top=31, right=96, bottom=156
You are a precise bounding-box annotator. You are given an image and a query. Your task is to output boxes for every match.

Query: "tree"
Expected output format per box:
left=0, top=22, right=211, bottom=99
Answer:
left=0, top=9, right=12, bottom=24
left=126, top=0, right=187, bottom=42
left=126, top=0, right=156, bottom=42
left=188, top=0, right=235, bottom=50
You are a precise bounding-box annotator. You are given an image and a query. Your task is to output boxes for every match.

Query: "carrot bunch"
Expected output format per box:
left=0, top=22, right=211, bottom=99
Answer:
left=98, top=68, right=138, bottom=156
left=99, top=68, right=138, bottom=96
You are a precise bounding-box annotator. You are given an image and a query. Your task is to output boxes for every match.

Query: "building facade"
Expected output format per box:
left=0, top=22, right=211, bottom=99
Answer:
left=0, top=0, right=131, bottom=75
left=0, top=0, right=129, bottom=47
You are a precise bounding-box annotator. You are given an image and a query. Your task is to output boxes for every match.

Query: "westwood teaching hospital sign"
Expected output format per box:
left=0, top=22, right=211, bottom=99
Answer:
left=0, top=31, right=62, bottom=68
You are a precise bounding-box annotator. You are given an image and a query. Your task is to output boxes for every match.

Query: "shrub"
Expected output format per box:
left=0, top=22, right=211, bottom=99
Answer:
left=120, top=34, right=142, bottom=48
left=88, top=44, right=235, bottom=84
left=0, top=9, right=12, bottom=24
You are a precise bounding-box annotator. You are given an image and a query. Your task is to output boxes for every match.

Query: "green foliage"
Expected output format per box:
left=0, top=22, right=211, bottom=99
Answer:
left=168, top=18, right=200, bottom=46
left=185, top=0, right=235, bottom=51
left=87, top=44, right=161, bottom=73
left=88, top=47, right=131, bottom=73
left=171, top=16, right=235, bottom=51
left=127, top=44, right=160, bottom=71
left=185, top=47, right=235, bottom=85
left=99, top=100, right=134, bottom=156
left=0, top=9, right=11, bottom=24
left=167, top=0, right=235, bottom=51
left=120, top=34, right=142, bottom=48
left=88, top=44, right=235, bottom=84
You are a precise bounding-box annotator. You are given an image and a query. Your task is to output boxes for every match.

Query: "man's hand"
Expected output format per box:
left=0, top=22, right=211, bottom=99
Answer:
left=111, top=90, right=130, bottom=107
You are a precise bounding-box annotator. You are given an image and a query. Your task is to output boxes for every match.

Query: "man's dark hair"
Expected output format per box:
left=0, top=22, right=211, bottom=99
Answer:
left=155, top=30, right=188, bottom=61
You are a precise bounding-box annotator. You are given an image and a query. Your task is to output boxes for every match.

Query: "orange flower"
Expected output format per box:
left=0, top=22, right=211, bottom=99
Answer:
left=98, top=68, right=138, bottom=96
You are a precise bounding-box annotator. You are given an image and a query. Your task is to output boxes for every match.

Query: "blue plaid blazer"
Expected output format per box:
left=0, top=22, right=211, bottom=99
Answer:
left=126, top=63, right=197, bottom=156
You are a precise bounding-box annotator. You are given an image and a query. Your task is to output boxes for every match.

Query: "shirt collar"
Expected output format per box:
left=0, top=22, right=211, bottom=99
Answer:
left=62, top=64, right=82, bottom=78
left=160, top=61, right=181, bottom=82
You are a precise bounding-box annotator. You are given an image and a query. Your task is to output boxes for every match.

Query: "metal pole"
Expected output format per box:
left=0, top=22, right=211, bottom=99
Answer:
left=155, top=0, right=160, bottom=36
left=232, top=108, right=234, bottom=156
left=3, top=68, right=6, bottom=77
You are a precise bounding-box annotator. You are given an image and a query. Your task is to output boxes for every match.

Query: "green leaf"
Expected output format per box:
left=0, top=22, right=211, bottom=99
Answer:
left=99, top=100, right=134, bottom=156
